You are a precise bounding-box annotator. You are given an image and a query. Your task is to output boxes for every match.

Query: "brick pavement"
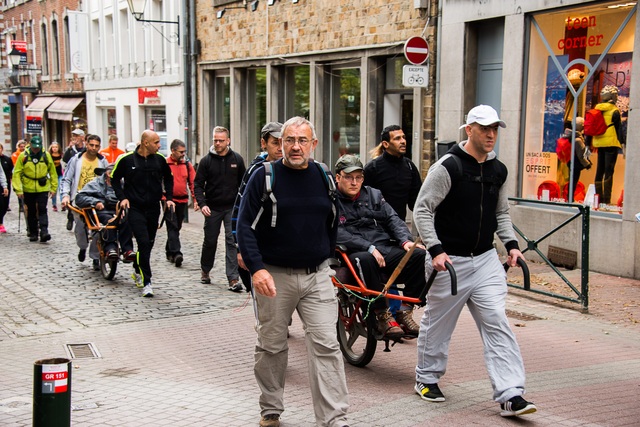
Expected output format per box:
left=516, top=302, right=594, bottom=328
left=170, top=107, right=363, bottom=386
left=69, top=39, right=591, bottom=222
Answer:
left=1, top=198, right=640, bottom=426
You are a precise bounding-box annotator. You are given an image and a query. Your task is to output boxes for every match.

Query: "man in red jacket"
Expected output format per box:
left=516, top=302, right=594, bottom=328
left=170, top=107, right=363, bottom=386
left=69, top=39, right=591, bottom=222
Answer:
left=165, top=139, right=197, bottom=267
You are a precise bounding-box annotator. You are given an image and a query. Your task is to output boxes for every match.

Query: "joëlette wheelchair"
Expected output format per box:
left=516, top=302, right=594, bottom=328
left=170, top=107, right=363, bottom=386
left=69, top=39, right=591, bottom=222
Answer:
left=331, top=244, right=457, bottom=367
left=331, top=244, right=530, bottom=368
left=68, top=204, right=127, bottom=280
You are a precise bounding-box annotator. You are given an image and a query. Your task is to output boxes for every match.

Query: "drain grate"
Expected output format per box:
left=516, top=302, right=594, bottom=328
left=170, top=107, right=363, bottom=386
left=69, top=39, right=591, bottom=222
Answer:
left=65, top=343, right=101, bottom=359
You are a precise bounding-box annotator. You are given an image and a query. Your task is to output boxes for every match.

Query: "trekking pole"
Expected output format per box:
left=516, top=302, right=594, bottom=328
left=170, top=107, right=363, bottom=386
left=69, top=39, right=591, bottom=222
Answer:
left=381, top=237, right=422, bottom=294
left=17, top=197, right=21, bottom=233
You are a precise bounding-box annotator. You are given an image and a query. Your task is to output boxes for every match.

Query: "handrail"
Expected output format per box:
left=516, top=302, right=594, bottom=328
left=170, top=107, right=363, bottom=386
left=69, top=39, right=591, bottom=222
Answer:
left=508, top=197, right=589, bottom=311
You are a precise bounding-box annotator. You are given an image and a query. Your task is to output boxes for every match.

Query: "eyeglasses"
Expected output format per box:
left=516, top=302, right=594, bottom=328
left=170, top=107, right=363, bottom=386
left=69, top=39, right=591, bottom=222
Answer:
left=340, top=174, right=364, bottom=183
left=283, top=137, right=310, bottom=146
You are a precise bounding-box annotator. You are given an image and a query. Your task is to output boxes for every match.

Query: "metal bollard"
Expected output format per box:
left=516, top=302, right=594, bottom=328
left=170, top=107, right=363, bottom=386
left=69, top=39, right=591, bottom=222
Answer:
left=33, top=358, right=71, bottom=427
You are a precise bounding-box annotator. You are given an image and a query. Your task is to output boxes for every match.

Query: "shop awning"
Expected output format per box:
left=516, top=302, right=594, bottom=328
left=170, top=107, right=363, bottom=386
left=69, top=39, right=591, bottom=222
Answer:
left=47, top=97, right=84, bottom=121
left=24, top=96, right=58, bottom=117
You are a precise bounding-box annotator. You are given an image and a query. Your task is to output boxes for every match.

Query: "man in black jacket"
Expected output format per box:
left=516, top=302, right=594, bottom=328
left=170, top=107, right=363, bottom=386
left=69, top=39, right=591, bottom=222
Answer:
left=111, top=130, right=174, bottom=297
left=194, top=126, right=246, bottom=287
left=335, top=154, right=425, bottom=339
left=363, top=125, right=422, bottom=221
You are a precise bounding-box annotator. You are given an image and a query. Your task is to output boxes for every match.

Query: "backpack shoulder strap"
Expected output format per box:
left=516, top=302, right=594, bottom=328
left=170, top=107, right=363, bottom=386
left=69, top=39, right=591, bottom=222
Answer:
left=314, top=160, right=337, bottom=226
left=251, top=161, right=277, bottom=230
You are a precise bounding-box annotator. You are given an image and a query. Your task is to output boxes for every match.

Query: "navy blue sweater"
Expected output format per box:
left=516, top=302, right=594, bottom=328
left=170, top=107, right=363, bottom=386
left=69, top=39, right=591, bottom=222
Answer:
left=236, top=159, right=337, bottom=274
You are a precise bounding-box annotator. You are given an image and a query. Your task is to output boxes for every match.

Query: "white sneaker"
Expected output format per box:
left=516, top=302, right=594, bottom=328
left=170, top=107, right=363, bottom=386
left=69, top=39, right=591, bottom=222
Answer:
left=142, top=284, right=154, bottom=298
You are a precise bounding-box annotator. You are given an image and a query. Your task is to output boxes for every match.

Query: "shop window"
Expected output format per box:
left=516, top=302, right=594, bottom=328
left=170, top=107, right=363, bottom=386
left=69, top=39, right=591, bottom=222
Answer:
left=285, top=66, right=310, bottom=119
left=107, top=108, right=117, bottom=137
left=523, top=2, right=635, bottom=214
left=330, top=67, right=361, bottom=168
left=248, top=68, right=267, bottom=156
left=214, top=74, right=230, bottom=131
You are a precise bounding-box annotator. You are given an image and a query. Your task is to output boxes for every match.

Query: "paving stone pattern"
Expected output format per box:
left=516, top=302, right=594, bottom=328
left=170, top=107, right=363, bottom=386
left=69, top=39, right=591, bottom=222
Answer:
left=1, top=199, right=640, bottom=426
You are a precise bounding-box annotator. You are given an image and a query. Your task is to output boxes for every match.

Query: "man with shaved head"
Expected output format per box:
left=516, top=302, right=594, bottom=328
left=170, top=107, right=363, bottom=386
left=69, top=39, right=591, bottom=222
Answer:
left=111, top=130, right=175, bottom=297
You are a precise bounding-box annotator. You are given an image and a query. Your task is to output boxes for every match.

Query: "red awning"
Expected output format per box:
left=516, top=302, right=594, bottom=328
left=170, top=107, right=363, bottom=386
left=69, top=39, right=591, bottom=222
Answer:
left=47, top=97, right=84, bottom=121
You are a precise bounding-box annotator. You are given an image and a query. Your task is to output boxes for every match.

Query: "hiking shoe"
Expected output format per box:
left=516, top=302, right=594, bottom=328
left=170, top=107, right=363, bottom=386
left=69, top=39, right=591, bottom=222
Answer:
left=131, top=273, right=143, bottom=288
left=40, top=232, right=51, bottom=243
left=259, top=413, right=280, bottom=427
left=228, top=279, right=243, bottom=293
left=29, top=235, right=38, bottom=242
left=201, top=270, right=211, bottom=284
left=174, top=254, right=183, bottom=268
left=123, top=250, right=137, bottom=264
left=415, top=382, right=445, bottom=402
left=78, top=249, right=86, bottom=262
left=166, top=254, right=175, bottom=263
left=500, top=396, right=537, bottom=417
left=66, top=217, right=73, bottom=231
left=395, top=309, right=420, bottom=337
left=106, top=249, right=118, bottom=260
left=92, top=259, right=100, bottom=271
left=376, top=310, right=403, bottom=339
left=0, top=225, right=6, bottom=233
left=142, top=284, right=154, bottom=298
left=52, top=206, right=58, bottom=212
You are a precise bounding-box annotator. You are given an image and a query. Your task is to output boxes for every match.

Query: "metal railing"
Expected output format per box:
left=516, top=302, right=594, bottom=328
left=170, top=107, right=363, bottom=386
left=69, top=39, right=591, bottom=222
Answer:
left=1, top=66, right=40, bottom=91
left=507, top=197, right=590, bottom=311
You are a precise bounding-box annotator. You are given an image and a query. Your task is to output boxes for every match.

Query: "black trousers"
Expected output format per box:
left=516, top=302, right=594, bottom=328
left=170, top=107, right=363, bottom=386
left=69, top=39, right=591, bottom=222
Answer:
left=165, top=202, right=186, bottom=257
left=96, top=210, right=134, bottom=253
left=349, top=247, right=426, bottom=310
left=594, top=146, right=619, bottom=204
left=23, top=192, right=49, bottom=235
left=128, top=204, right=161, bottom=285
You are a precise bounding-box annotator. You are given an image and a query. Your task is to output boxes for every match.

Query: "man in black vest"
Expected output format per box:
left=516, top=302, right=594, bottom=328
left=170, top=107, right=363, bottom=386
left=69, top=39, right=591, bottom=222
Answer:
left=413, top=105, right=536, bottom=418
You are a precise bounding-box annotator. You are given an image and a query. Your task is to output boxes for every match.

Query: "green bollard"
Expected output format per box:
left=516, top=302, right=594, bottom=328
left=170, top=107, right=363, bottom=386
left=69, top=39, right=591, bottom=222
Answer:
left=33, top=358, right=71, bottom=427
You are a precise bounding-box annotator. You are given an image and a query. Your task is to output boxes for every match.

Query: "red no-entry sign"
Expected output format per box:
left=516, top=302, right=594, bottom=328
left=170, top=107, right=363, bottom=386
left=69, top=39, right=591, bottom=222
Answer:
left=404, top=36, right=429, bottom=65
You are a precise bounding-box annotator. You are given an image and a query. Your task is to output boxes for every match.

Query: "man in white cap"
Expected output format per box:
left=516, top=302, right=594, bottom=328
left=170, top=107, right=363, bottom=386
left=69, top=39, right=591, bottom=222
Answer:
left=412, top=105, right=537, bottom=418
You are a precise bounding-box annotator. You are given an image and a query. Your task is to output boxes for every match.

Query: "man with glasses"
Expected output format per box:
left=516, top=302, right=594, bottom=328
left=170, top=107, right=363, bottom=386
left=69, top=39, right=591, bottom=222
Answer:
left=237, top=117, right=349, bottom=427
left=334, top=154, right=426, bottom=338
left=194, top=126, right=246, bottom=288
left=61, top=134, right=109, bottom=270
left=165, top=139, right=197, bottom=267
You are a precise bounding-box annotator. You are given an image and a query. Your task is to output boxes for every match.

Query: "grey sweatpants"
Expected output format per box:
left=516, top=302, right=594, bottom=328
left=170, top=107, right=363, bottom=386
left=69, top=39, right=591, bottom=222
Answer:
left=254, top=261, right=349, bottom=427
left=415, top=249, right=527, bottom=403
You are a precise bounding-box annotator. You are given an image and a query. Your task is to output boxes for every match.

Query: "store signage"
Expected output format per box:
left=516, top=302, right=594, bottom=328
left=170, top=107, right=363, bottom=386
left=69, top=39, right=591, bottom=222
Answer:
left=138, top=88, right=161, bottom=105
left=26, top=116, right=42, bottom=134
left=558, top=15, right=604, bottom=50
left=402, top=65, right=428, bottom=88
left=404, top=36, right=429, bottom=65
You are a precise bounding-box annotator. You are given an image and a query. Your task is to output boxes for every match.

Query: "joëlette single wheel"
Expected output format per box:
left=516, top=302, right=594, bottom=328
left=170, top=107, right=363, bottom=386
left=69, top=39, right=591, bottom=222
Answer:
left=100, top=254, right=118, bottom=280
left=336, top=289, right=377, bottom=367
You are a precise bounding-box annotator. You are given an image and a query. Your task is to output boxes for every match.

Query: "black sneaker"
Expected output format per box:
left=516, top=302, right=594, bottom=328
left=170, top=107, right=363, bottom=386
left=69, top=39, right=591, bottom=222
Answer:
left=40, top=230, right=51, bottom=243
left=415, top=382, right=445, bottom=402
left=92, top=259, right=100, bottom=271
left=29, top=235, right=38, bottom=242
left=78, top=249, right=86, bottom=262
left=174, top=254, right=183, bottom=268
left=500, top=396, right=537, bottom=417
left=66, top=217, right=73, bottom=231
left=166, top=254, right=175, bottom=263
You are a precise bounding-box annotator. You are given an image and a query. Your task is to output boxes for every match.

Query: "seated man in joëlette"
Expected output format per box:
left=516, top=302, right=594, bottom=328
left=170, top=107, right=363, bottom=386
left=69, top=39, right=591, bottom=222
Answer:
left=334, top=154, right=426, bottom=339
left=75, top=164, right=135, bottom=262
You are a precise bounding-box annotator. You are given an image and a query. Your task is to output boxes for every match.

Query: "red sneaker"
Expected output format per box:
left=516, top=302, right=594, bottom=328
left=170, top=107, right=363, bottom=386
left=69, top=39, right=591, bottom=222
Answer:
left=123, top=250, right=137, bottom=263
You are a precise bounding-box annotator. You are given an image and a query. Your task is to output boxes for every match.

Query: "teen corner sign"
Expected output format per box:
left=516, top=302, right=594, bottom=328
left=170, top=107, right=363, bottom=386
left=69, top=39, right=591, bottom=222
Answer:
left=403, top=36, right=429, bottom=88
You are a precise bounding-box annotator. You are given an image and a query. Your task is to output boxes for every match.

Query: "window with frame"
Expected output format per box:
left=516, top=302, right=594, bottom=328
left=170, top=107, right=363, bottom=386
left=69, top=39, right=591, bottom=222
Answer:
left=523, top=2, right=635, bottom=214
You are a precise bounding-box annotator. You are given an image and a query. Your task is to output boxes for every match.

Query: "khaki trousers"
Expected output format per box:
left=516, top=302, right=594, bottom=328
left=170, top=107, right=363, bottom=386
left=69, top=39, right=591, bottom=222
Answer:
left=254, top=261, right=349, bottom=427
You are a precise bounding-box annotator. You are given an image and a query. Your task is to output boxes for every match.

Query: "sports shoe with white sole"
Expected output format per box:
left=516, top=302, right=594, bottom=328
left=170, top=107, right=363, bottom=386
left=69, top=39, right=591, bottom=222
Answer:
left=131, top=273, right=143, bottom=288
left=500, top=395, right=537, bottom=417
left=142, top=284, right=154, bottom=298
left=415, top=382, right=445, bottom=402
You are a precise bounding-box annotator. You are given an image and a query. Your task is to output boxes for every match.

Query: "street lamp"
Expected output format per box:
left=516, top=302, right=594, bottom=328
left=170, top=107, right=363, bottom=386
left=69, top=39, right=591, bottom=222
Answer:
left=8, top=47, right=22, bottom=68
left=127, top=0, right=180, bottom=45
